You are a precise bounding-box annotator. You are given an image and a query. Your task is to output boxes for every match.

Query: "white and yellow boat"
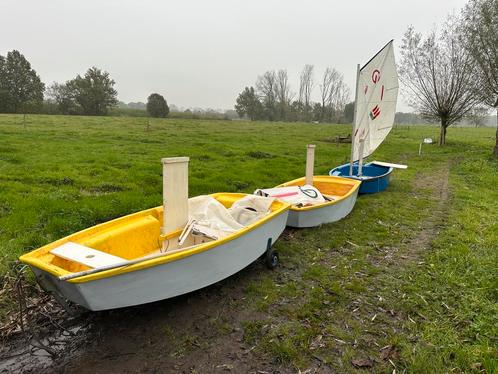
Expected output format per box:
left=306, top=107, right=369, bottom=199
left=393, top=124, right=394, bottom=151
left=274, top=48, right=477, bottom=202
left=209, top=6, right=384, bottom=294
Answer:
left=274, top=176, right=361, bottom=228
left=20, top=157, right=290, bottom=311
left=256, top=145, right=361, bottom=228
left=20, top=193, right=289, bottom=311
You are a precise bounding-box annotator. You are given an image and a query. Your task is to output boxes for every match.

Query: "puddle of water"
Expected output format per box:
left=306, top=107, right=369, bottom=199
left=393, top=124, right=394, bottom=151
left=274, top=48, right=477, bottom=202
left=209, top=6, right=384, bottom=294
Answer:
left=0, top=323, right=90, bottom=373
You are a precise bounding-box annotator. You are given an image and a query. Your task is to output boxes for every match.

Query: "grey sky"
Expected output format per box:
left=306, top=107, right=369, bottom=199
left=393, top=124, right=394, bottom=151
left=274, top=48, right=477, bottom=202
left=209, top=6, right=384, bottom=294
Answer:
left=2, top=0, right=468, bottom=111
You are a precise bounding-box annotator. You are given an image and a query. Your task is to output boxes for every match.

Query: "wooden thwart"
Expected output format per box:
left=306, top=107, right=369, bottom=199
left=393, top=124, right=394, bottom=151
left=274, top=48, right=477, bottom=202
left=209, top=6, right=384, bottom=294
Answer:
left=51, top=242, right=125, bottom=268
left=58, top=242, right=200, bottom=281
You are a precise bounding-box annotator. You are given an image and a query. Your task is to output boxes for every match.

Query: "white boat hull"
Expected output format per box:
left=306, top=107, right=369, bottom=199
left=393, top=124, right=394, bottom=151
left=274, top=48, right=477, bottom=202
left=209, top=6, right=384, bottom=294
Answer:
left=31, top=210, right=289, bottom=311
left=286, top=188, right=359, bottom=228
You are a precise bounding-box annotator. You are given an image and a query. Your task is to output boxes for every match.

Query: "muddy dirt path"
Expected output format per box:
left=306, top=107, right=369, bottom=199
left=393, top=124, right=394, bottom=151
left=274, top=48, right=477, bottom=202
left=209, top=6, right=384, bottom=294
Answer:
left=58, top=262, right=287, bottom=374
left=407, top=163, right=450, bottom=259
left=1, top=163, right=452, bottom=374
left=2, top=258, right=284, bottom=374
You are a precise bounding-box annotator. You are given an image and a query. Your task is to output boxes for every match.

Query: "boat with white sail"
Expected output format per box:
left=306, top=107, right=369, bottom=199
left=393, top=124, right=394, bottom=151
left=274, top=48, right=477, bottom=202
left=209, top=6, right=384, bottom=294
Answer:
left=329, top=40, right=407, bottom=193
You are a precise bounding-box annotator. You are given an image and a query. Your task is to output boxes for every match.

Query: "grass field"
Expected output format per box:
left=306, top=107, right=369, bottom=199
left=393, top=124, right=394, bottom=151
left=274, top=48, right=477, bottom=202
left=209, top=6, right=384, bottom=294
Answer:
left=0, top=114, right=496, bottom=372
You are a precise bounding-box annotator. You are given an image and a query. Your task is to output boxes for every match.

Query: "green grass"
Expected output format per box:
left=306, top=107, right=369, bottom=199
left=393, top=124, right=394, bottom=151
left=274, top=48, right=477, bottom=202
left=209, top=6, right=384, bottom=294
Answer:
left=394, top=155, right=498, bottom=372
left=0, top=114, right=497, bottom=372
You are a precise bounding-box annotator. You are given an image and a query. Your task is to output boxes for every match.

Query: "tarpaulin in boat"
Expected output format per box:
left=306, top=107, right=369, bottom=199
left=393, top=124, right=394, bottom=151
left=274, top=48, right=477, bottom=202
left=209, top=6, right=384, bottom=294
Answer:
left=187, top=195, right=275, bottom=239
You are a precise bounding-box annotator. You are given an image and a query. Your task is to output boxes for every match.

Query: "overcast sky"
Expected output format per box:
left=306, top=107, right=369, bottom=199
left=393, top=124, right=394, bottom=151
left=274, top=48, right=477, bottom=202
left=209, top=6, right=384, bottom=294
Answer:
left=2, top=0, right=468, bottom=111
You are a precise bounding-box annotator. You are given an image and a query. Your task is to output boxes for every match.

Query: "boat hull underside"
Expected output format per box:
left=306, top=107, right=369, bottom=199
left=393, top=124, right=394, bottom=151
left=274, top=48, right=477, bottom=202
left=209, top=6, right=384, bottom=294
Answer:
left=32, top=210, right=289, bottom=311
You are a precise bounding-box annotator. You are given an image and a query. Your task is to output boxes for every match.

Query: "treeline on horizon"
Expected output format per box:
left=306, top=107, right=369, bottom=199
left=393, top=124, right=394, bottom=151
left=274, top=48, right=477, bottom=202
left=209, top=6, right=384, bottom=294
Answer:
left=0, top=49, right=240, bottom=121
left=0, top=50, right=173, bottom=120
left=235, top=66, right=353, bottom=124
left=0, top=48, right=494, bottom=127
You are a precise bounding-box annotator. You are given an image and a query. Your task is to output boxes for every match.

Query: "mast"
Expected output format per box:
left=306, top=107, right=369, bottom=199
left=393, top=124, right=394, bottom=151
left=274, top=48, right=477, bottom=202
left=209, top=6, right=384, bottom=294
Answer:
left=349, top=64, right=361, bottom=176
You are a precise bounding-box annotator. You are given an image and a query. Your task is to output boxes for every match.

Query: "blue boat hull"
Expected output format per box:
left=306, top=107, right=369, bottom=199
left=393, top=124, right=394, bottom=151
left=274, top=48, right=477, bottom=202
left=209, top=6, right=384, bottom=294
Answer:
left=329, top=163, right=393, bottom=194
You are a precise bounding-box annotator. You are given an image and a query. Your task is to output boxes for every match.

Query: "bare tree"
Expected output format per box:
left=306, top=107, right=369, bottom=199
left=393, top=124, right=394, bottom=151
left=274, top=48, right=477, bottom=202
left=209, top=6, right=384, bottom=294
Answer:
left=332, top=81, right=351, bottom=122
left=256, top=70, right=277, bottom=120
left=319, top=68, right=351, bottom=122
left=327, top=75, right=350, bottom=122
left=319, top=68, right=336, bottom=121
left=299, top=65, right=314, bottom=120
left=275, top=69, right=293, bottom=120
left=399, top=21, right=481, bottom=145
left=461, top=0, right=498, bottom=156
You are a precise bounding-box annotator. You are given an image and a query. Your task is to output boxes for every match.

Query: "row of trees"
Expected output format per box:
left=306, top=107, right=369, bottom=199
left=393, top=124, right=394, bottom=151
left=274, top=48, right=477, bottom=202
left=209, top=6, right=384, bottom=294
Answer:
left=235, top=65, right=352, bottom=123
left=0, top=50, right=171, bottom=118
left=399, top=0, right=497, bottom=149
left=235, top=0, right=496, bottom=153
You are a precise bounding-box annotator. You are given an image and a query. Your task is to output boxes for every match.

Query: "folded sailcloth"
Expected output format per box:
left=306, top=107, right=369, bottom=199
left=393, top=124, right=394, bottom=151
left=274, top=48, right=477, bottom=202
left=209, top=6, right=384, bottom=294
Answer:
left=187, top=195, right=275, bottom=239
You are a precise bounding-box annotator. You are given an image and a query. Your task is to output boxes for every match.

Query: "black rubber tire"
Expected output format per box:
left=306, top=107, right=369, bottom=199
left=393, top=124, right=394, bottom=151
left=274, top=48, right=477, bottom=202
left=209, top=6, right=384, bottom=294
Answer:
left=265, top=250, right=279, bottom=269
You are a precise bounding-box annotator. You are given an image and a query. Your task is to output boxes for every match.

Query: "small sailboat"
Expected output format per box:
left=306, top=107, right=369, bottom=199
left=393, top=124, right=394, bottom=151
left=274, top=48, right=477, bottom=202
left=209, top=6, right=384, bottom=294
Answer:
left=256, top=145, right=361, bottom=228
left=329, top=40, right=406, bottom=193
left=20, top=157, right=290, bottom=311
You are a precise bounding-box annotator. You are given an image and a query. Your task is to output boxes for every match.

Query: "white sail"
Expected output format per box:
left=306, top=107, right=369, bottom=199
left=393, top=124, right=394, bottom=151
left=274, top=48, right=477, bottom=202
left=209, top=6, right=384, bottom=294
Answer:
left=352, top=40, right=399, bottom=162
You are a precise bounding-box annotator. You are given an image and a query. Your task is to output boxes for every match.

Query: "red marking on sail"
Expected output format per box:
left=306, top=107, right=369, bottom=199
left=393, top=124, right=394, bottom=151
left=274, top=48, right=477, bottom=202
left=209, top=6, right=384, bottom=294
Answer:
left=369, top=105, right=381, bottom=120
left=381, top=85, right=384, bottom=100
left=372, top=69, right=381, bottom=84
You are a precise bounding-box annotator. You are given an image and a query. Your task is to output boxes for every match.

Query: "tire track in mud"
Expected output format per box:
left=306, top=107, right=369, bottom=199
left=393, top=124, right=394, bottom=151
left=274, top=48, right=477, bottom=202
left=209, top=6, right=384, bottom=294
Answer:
left=402, top=162, right=450, bottom=262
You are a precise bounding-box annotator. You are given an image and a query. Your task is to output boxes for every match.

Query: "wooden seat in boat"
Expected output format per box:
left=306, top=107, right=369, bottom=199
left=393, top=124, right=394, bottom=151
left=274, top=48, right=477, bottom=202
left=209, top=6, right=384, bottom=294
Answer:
left=51, top=242, right=125, bottom=269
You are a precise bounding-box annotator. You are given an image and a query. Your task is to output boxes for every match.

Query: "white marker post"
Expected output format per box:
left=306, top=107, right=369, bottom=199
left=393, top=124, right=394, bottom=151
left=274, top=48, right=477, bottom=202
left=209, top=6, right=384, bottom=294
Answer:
left=161, top=157, right=189, bottom=251
left=305, top=144, right=315, bottom=186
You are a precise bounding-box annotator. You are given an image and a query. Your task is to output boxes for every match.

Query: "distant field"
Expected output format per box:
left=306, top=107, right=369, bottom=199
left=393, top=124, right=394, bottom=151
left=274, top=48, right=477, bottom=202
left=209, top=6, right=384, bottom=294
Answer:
left=0, top=114, right=496, bottom=372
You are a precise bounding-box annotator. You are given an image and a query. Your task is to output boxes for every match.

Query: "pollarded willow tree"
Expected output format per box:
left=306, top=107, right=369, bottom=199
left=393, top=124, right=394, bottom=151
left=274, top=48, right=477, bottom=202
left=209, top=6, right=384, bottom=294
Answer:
left=461, top=0, right=498, bottom=156
left=399, top=22, right=481, bottom=145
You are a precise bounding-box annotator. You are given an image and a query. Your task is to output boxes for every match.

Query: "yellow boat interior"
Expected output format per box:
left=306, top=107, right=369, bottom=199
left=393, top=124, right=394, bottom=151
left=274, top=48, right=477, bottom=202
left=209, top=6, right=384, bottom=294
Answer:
left=277, top=176, right=361, bottom=211
left=19, top=193, right=288, bottom=281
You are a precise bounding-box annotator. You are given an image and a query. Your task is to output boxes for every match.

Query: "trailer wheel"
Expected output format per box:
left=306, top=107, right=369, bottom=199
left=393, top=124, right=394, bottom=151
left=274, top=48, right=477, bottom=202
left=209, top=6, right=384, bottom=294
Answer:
left=265, top=249, right=279, bottom=269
